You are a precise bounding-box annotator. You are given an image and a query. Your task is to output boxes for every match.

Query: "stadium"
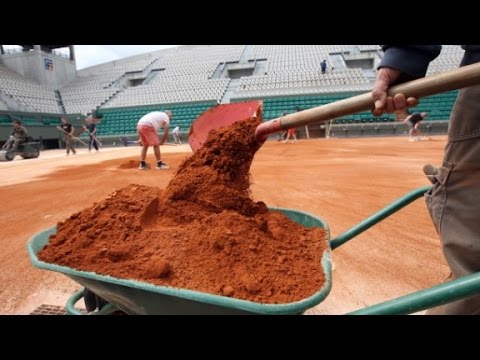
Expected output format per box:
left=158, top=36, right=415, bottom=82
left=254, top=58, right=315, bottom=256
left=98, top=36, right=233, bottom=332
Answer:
left=0, top=45, right=476, bottom=315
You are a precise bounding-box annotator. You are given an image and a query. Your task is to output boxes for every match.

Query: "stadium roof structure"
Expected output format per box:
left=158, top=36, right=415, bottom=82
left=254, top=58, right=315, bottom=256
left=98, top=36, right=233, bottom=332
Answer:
left=18, top=45, right=69, bottom=50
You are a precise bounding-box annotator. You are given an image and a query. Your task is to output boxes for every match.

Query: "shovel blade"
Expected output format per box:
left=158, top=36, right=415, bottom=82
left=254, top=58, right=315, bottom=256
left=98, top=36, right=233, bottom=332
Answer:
left=188, top=100, right=263, bottom=152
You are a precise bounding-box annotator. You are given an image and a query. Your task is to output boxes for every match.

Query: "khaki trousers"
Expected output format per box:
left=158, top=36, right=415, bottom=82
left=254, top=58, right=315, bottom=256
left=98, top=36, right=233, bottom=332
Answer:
left=425, top=84, right=480, bottom=315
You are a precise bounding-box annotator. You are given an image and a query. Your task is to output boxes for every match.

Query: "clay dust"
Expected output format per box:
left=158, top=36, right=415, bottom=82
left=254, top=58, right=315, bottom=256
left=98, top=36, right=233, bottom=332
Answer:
left=39, top=116, right=327, bottom=304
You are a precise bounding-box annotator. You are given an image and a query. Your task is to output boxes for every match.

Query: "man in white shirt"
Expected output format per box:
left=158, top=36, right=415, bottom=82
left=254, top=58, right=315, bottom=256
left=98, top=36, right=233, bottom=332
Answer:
left=136, top=110, right=172, bottom=170
left=171, top=126, right=182, bottom=144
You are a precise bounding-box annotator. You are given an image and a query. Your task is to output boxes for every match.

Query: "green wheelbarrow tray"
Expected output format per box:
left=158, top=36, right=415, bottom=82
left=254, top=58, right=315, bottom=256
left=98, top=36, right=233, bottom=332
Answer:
left=28, top=207, right=332, bottom=315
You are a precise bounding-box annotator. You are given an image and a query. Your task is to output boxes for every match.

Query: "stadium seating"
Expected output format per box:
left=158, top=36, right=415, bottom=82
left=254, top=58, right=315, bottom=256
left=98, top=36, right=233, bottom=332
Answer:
left=0, top=63, right=59, bottom=113
left=257, top=90, right=458, bottom=123
left=95, top=102, right=216, bottom=136
left=59, top=57, right=159, bottom=114
left=0, top=45, right=464, bottom=138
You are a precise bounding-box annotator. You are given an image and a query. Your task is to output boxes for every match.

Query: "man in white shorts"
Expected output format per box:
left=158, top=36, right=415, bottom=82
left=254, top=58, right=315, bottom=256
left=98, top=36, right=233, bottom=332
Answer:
left=136, top=110, right=172, bottom=170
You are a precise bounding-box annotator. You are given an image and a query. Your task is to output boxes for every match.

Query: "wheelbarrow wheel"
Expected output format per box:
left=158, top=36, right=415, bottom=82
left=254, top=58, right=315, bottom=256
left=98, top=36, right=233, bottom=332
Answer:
left=0, top=149, right=15, bottom=161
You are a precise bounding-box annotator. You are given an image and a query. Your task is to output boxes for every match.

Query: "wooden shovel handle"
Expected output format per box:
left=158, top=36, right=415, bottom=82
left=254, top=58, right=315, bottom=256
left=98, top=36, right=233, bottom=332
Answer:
left=256, top=62, right=480, bottom=140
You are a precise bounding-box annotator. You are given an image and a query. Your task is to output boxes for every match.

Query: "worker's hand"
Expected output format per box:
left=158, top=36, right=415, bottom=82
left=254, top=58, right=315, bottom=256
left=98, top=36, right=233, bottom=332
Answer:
left=372, top=68, right=419, bottom=116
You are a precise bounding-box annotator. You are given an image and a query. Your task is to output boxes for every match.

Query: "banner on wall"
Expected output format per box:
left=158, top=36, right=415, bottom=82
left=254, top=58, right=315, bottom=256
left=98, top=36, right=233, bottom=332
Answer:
left=44, top=58, right=54, bottom=71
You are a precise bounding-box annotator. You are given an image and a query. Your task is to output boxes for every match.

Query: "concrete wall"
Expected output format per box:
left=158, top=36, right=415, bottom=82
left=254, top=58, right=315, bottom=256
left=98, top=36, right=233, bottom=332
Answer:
left=0, top=49, right=76, bottom=89
left=329, top=121, right=449, bottom=138
left=0, top=124, right=61, bottom=142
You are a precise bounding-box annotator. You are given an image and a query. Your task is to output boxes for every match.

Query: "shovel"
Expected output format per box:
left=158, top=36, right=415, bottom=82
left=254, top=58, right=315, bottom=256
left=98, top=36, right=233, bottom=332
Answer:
left=56, top=126, right=89, bottom=147
left=188, top=62, right=480, bottom=152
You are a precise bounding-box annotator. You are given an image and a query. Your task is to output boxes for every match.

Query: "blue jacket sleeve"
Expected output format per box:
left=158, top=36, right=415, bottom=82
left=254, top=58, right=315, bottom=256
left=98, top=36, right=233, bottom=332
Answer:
left=461, top=45, right=480, bottom=66
left=379, top=45, right=442, bottom=78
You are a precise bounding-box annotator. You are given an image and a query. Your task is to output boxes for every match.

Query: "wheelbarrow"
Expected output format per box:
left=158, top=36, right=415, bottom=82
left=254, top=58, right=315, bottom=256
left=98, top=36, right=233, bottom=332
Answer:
left=28, top=206, right=331, bottom=315
left=27, top=186, right=480, bottom=315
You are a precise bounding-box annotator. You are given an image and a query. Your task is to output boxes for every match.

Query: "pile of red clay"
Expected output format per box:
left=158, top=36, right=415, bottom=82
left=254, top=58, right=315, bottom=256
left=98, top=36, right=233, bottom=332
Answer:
left=118, top=160, right=138, bottom=169
left=39, top=116, right=327, bottom=304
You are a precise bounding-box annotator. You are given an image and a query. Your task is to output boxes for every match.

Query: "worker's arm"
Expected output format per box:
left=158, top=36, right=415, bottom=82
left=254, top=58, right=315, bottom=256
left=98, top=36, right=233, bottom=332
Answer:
left=402, top=115, right=413, bottom=124
left=159, top=125, right=169, bottom=145
left=372, top=45, right=442, bottom=116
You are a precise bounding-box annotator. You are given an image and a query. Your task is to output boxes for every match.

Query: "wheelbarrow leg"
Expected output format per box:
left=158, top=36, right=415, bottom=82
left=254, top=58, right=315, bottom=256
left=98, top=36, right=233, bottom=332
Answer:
left=65, top=290, right=120, bottom=315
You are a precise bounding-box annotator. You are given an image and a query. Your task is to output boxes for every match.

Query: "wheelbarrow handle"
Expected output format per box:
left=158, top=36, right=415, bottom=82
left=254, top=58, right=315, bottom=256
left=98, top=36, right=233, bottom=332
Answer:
left=330, top=186, right=432, bottom=250
left=348, top=271, right=480, bottom=315
left=255, top=62, right=480, bottom=140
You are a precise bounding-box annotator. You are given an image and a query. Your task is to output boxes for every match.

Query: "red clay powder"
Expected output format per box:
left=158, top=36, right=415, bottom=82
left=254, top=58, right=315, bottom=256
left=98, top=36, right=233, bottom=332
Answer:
left=39, top=116, right=327, bottom=304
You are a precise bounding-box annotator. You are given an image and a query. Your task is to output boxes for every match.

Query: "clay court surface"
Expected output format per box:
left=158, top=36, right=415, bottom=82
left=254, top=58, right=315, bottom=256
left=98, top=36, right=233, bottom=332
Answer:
left=0, top=136, right=450, bottom=314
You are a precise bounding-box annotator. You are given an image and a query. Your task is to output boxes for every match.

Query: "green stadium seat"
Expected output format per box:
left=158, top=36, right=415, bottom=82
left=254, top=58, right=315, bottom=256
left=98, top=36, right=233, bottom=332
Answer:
left=95, top=102, right=215, bottom=136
